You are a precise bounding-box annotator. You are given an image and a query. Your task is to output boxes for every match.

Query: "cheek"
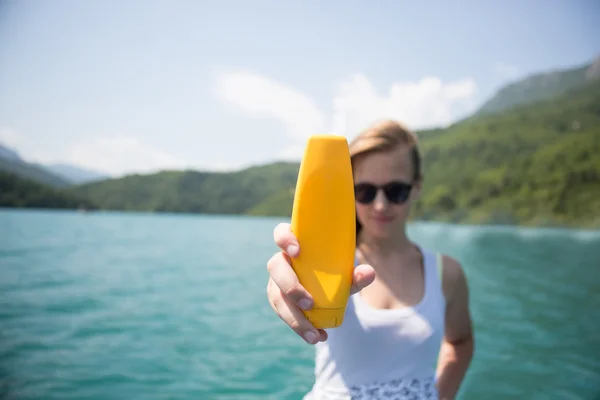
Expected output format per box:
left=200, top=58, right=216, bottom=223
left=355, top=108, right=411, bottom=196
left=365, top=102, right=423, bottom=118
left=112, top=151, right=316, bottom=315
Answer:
left=356, top=204, right=371, bottom=225
left=355, top=203, right=370, bottom=221
left=397, top=203, right=411, bottom=217
left=388, top=203, right=411, bottom=220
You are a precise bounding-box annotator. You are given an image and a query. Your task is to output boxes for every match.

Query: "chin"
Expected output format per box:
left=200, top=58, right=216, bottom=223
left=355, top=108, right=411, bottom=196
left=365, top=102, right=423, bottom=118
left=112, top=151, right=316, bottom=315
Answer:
left=365, top=220, right=397, bottom=238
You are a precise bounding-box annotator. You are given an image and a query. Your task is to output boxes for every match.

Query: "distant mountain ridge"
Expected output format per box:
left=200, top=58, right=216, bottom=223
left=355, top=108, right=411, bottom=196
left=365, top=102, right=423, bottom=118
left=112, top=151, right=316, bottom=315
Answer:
left=476, top=56, right=600, bottom=115
left=64, top=161, right=300, bottom=215
left=44, top=163, right=108, bottom=184
left=0, top=143, right=108, bottom=185
left=0, top=144, right=21, bottom=162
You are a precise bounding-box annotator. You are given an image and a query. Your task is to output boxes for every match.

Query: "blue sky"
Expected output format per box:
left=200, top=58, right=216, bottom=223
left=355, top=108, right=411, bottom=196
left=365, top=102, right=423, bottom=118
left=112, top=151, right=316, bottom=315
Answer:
left=0, top=0, right=599, bottom=176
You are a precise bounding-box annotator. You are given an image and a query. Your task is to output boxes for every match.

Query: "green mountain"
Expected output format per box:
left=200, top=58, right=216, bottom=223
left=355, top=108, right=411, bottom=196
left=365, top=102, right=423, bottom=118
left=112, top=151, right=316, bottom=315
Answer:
left=476, top=56, right=600, bottom=116
left=412, top=79, right=600, bottom=227
left=64, top=162, right=300, bottom=215
left=0, top=170, right=96, bottom=210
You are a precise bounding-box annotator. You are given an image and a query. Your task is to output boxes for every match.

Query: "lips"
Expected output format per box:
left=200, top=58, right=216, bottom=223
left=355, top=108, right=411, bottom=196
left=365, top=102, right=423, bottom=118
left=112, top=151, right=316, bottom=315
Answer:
left=372, top=215, right=394, bottom=223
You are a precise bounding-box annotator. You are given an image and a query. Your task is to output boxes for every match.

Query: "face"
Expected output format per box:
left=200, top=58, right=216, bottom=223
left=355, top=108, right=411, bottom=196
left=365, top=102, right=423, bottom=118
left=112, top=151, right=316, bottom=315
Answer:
left=353, top=145, right=421, bottom=239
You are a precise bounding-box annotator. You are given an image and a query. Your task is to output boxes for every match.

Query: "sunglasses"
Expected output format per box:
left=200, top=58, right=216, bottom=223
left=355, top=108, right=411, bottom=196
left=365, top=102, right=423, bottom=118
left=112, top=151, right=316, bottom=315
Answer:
left=354, top=181, right=413, bottom=205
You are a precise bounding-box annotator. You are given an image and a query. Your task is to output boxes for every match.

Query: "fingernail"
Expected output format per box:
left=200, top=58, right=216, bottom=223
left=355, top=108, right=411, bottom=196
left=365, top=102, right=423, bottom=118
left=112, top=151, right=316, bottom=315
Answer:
left=304, top=331, right=317, bottom=344
left=287, top=245, right=298, bottom=257
left=298, top=298, right=312, bottom=310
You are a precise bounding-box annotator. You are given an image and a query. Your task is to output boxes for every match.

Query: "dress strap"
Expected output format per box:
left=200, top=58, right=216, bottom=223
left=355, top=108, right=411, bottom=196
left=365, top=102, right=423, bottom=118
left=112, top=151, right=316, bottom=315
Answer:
left=436, top=252, right=447, bottom=302
left=436, top=252, right=443, bottom=281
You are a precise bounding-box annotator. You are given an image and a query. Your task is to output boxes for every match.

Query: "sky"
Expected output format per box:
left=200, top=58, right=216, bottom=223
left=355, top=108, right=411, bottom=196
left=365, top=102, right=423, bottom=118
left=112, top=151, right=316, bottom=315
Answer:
left=0, top=0, right=599, bottom=177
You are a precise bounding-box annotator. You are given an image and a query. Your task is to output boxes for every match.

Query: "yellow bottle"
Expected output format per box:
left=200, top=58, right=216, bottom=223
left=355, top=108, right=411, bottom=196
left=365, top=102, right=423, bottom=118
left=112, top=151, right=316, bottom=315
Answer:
left=290, top=134, right=356, bottom=329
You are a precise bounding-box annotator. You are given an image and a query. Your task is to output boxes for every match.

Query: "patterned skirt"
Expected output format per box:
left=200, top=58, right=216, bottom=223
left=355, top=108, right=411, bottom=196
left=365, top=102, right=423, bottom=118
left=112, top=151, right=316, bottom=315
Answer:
left=305, top=376, right=438, bottom=400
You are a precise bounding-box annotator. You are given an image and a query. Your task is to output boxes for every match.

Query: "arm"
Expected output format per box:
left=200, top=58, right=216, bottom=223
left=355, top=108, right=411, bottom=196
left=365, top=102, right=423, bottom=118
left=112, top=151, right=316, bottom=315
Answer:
left=436, top=255, right=475, bottom=400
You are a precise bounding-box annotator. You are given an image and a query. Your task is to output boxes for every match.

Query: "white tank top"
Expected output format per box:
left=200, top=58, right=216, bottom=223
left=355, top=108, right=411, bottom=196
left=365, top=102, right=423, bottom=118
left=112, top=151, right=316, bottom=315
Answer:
left=304, top=244, right=446, bottom=400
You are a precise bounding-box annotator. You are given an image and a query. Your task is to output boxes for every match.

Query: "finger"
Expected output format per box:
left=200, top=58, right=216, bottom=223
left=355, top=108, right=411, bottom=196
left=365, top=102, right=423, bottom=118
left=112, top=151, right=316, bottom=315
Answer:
left=271, top=286, right=325, bottom=344
left=273, top=222, right=299, bottom=257
left=317, top=329, right=328, bottom=342
left=350, top=264, right=376, bottom=295
left=267, top=251, right=313, bottom=310
left=267, top=278, right=327, bottom=343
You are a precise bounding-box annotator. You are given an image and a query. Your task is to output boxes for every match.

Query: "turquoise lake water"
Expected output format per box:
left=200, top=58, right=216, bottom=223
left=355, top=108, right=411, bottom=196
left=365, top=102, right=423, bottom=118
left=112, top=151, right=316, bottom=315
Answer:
left=1, top=209, right=599, bottom=399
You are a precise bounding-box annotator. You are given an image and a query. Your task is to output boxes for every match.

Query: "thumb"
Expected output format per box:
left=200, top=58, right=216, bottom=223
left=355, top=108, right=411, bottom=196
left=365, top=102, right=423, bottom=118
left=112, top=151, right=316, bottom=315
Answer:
left=350, top=264, right=376, bottom=295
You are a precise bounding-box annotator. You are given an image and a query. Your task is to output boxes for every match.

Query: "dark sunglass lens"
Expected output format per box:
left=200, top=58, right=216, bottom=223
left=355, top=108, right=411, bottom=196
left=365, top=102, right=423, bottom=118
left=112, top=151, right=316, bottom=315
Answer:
left=355, top=184, right=377, bottom=204
left=384, top=182, right=411, bottom=203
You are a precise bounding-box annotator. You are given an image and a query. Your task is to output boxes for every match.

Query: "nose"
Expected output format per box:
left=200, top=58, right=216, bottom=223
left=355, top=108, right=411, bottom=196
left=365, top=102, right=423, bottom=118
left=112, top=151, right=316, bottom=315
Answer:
left=372, top=189, right=389, bottom=212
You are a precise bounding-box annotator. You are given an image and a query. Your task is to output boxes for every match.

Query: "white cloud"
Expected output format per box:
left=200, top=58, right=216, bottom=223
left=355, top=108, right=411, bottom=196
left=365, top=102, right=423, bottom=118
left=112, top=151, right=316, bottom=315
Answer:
left=331, top=73, right=477, bottom=138
left=214, top=69, right=324, bottom=140
left=215, top=69, right=478, bottom=158
left=62, top=135, right=192, bottom=176
left=492, top=62, right=520, bottom=80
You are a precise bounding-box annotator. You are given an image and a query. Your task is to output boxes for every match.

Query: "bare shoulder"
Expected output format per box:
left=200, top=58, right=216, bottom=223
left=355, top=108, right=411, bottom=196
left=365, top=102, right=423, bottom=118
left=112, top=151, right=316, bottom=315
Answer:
left=439, top=254, right=469, bottom=302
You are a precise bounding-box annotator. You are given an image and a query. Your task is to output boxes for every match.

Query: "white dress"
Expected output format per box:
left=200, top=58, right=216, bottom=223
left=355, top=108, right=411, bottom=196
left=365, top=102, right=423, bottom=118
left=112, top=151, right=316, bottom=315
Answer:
left=304, top=245, right=446, bottom=400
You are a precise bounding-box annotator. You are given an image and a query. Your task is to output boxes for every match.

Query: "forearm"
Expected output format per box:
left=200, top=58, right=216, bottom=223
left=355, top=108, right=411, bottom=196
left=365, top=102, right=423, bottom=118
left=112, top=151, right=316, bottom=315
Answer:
left=436, top=336, right=474, bottom=400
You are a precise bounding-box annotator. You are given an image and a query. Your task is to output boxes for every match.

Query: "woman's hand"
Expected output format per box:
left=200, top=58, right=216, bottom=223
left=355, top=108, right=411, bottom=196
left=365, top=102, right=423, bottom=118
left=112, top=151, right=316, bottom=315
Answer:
left=266, top=222, right=375, bottom=344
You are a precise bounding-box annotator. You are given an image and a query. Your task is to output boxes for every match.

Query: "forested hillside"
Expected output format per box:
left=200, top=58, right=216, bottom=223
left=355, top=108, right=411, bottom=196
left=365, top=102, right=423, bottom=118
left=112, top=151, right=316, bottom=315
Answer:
left=0, top=171, right=96, bottom=210
left=412, top=80, right=600, bottom=227
left=64, top=162, right=300, bottom=215
left=0, top=156, right=72, bottom=188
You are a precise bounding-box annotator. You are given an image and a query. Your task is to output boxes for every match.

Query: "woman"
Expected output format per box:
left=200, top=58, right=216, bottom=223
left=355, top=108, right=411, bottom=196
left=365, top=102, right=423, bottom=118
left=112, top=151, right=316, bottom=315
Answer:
left=266, top=119, right=474, bottom=400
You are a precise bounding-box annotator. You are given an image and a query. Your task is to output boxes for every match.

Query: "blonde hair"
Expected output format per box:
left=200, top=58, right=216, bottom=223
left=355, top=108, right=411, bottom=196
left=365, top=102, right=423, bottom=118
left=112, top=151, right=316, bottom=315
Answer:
left=349, top=119, right=422, bottom=181
left=348, top=119, right=422, bottom=240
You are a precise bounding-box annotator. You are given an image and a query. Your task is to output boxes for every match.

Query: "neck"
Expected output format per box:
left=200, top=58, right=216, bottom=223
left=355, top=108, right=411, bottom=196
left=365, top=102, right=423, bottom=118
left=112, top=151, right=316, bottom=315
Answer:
left=358, top=225, right=412, bottom=256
